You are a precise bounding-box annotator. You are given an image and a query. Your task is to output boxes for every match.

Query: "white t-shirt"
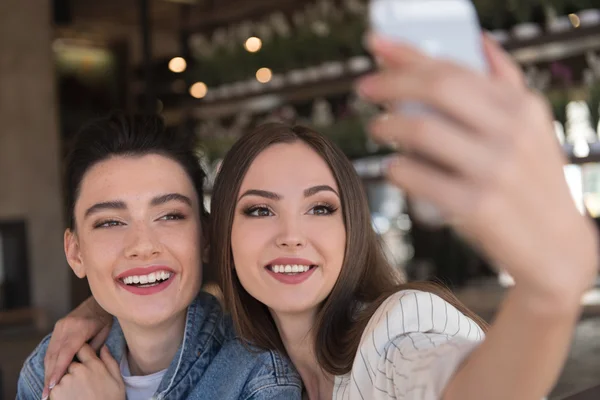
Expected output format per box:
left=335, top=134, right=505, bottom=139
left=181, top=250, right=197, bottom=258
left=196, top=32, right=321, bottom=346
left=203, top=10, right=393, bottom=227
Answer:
left=333, top=290, right=485, bottom=400
left=120, top=354, right=168, bottom=400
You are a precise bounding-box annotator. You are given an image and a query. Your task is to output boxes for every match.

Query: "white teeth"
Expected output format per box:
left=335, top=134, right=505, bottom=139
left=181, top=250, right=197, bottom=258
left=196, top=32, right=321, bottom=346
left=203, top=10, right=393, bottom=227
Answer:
left=270, top=264, right=313, bottom=274
left=121, top=271, right=173, bottom=286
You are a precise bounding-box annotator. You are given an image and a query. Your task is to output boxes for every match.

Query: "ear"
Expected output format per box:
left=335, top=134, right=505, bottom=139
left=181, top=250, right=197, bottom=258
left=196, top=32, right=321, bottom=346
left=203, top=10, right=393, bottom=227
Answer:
left=64, top=229, right=86, bottom=278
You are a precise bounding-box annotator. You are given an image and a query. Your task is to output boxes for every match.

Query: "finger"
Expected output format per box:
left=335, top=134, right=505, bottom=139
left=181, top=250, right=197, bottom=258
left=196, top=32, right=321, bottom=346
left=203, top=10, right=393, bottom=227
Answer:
left=100, top=345, right=122, bottom=382
left=482, top=33, right=525, bottom=89
left=385, top=155, right=471, bottom=219
left=44, top=341, right=80, bottom=395
left=369, top=113, right=492, bottom=179
left=43, top=325, right=66, bottom=391
left=89, top=324, right=111, bottom=351
left=76, top=344, right=99, bottom=366
left=358, top=67, right=506, bottom=136
left=366, top=33, right=431, bottom=67
left=67, top=361, right=83, bottom=375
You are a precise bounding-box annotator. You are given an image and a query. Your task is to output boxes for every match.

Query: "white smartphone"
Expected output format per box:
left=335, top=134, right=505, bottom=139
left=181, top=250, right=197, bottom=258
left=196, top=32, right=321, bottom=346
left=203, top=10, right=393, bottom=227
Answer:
left=369, top=0, right=488, bottom=227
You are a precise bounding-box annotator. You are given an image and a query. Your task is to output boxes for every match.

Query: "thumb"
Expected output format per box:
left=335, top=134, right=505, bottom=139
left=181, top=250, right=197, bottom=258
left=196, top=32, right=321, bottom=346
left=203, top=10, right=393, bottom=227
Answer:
left=100, top=345, right=122, bottom=382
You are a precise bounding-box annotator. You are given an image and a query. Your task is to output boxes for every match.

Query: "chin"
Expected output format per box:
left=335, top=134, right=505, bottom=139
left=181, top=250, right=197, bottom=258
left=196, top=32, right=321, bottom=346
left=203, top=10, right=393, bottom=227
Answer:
left=264, top=298, right=321, bottom=316
left=122, top=305, right=185, bottom=327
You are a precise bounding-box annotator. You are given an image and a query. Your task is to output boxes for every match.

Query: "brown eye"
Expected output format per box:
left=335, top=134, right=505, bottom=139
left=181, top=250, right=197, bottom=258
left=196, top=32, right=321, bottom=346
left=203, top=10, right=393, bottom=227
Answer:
left=308, top=204, right=338, bottom=216
left=244, top=206, right=274, bottom=217
left=94, top=220, right=124, bottom=229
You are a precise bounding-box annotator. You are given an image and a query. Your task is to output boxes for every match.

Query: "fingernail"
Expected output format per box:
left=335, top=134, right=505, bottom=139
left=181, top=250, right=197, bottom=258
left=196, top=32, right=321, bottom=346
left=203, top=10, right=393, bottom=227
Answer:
left=365, top=33, right=390, bottom=52
left=49, top=380, right=56, bottom=389
left=381, top=156, right=400, bottom=172
left=356, top=76, right=375, bottom=99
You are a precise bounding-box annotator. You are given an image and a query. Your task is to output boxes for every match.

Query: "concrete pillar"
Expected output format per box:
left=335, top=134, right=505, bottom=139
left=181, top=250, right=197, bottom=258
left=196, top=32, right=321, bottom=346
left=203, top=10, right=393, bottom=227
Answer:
left=0, top=0, right=70, bottom=322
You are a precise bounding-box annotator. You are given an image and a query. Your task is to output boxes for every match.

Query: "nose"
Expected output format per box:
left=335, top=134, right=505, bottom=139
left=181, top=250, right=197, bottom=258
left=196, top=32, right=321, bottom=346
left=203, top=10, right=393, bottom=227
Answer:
left=275, top=215, right=307, bottom=249
left=124, top=223, right=162, bottom=260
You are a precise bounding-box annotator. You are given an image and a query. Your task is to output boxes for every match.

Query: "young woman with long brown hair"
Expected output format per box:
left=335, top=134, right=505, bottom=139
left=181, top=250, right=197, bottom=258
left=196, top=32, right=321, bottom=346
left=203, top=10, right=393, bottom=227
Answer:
left=41, top=35, right=598, bottom=399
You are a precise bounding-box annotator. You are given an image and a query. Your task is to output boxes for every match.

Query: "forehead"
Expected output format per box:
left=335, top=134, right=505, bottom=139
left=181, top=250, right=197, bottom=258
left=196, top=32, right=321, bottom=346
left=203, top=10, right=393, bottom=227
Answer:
left=76, top=154, right=197, bottom=208
left=241, top=142, right=338, bottom=192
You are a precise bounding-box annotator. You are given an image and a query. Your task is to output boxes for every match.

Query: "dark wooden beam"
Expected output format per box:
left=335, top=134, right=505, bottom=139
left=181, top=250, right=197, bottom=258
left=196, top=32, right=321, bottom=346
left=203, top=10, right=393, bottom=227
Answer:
left=186, top=0, right=305, bottom=34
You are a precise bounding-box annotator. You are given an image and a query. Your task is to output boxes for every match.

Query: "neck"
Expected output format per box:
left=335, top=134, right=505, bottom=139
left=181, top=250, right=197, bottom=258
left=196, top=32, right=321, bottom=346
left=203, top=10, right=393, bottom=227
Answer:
left=119, top=310, right=187, bottom=376
left=271, top=309, right=334, bottom=400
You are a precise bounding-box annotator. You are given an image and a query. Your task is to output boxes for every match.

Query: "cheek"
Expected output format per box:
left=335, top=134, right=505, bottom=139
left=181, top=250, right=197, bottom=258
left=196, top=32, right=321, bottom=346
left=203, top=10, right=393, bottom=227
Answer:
left=231, top=219, right=269, bottom=276
left=310, top=217, right=346, bottom=249
left=79, top=235, right=122, bottom=277
left=162, top=226, right=201, bottom=271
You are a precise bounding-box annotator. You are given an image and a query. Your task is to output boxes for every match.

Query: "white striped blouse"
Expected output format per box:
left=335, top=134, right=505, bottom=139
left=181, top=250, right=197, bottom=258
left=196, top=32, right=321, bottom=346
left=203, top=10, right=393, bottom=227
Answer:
left=333, top=290, right=485, bottom=400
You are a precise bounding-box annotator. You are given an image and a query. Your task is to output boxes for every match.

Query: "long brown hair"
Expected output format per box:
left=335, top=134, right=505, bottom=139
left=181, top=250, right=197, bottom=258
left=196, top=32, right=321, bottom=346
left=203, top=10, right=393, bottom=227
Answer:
left=211, top=123, right=487, bottom=375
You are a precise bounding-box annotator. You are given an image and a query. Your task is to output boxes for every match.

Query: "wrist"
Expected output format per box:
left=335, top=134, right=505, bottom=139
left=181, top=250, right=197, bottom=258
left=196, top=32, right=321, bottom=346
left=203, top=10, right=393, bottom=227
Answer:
left=509, top=284, right=583, bottom=321
left=83, top=297, right=111, bottom=325
left=521, top=217, right=599, bottom=311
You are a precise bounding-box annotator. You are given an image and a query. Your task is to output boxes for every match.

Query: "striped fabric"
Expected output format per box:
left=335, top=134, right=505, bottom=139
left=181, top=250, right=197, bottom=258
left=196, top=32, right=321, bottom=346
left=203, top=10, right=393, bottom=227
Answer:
left=333, top=290, right=484, bottom=399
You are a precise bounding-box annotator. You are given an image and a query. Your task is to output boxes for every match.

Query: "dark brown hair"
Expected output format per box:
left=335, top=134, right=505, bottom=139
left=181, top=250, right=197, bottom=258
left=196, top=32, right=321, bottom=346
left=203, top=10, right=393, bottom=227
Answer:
left=211, top=123, right=487, bottom=375
left=64, top=112, right=208, bottom=230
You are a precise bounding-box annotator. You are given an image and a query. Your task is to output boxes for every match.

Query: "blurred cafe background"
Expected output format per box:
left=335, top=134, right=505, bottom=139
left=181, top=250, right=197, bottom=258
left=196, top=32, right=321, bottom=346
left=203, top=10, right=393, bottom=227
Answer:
left=1, top=0, right=600, bottom=398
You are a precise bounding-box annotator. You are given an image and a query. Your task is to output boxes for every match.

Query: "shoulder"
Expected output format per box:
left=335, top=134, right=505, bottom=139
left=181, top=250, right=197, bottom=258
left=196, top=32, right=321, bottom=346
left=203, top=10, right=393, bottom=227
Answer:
left=334, top=290, right=484, bottom=399
left=243, top=349, right=303, bottom=399
left=216, top=338, right=302, bottom=399
left=191, top=293, right=302, bottom=398
left=364, top=289, right=484, bottom=340
left=17, top=333, right=51, bottom=399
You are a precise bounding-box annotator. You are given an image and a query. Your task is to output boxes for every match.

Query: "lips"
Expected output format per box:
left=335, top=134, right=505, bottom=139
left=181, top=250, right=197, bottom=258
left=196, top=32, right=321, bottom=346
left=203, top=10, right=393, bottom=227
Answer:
left=115, top=265, right=176, bottom=296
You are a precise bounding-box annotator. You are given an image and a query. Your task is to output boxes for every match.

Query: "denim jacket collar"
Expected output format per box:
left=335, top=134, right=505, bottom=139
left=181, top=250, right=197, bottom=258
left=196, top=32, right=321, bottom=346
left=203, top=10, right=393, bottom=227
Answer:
left=105, top=291, right=227, bottom=398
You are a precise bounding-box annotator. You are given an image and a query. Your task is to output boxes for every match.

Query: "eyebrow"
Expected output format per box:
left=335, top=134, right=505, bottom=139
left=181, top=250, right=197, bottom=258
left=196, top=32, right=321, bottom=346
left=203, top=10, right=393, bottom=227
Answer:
left=238, top=189, right=281, bottom=201
left=84, top=193, right=192, bottom=219
left=238, top=185, right=339, bottom=201
left=150, top=193, right=193, bottom=207
left=304, top=185, right=339, bottom=198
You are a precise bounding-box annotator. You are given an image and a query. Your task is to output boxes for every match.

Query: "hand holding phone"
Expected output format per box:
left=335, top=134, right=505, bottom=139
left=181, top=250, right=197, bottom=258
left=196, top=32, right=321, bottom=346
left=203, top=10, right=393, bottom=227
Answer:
left=369, top=0, right=488, bottom=227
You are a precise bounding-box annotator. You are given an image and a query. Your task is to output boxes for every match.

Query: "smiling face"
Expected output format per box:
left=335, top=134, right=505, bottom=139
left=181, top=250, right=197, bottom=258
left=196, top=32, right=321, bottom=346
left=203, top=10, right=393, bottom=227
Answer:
left=231, top=142, right=346, bottom=316
left=65, top=154, right=202, bottom=328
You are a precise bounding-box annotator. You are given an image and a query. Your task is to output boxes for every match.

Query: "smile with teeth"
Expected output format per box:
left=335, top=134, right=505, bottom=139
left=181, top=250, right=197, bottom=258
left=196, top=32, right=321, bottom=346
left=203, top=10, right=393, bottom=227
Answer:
left=268, top=264, right=314, bottom=275
left=120, top=271, right=172, bottom=287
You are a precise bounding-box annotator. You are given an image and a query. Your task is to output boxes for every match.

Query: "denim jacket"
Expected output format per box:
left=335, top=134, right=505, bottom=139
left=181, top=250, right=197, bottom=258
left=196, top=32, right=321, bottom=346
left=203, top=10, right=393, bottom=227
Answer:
left=17, top=292, right=302, bottom=399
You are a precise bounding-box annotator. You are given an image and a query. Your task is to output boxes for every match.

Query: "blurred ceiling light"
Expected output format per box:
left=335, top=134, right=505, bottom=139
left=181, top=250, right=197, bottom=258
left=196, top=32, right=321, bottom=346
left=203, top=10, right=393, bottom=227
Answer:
left=169, top=57, right=187, bottom=73
left=244, top=37, right=262, bottom=53
left=256, top=67, right=272, bottom=83
left=569, top=13, right=581, bottom=28
left=189, top=82, right=208, bottom=98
